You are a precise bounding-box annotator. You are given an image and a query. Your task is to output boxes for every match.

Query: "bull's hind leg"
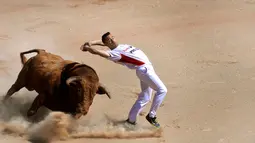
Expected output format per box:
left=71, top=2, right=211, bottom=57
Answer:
left=27, top=93, right=45, bottom=117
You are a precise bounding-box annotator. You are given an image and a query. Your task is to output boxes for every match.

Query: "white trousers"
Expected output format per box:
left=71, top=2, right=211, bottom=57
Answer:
left=128, top=65, right=167, bottom=122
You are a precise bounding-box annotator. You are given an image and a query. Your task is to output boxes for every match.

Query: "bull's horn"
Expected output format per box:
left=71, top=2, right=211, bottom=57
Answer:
left=66, top=76, right=83, bottom=86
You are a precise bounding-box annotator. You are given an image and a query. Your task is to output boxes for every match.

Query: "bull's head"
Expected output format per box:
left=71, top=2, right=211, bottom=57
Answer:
left=66, top=76, right=109, bottom=118
left=66, top=76, right=111, bottom=100
left=65, top=75, right=111, bottom=118
left=66, top=76, right=92, bottom=116
left=66, top=76, right=84, bottom=100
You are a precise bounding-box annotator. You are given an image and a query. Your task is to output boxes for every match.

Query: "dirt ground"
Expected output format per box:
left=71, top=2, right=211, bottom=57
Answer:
left=1, top=0, right=255, bottom=143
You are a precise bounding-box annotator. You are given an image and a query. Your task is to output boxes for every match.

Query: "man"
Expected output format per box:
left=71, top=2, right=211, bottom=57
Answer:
left=80, top=32, right=167, bottom=128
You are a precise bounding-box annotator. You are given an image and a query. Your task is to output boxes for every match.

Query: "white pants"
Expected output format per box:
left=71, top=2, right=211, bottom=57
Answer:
left=128, top=65, right=167, bottom=122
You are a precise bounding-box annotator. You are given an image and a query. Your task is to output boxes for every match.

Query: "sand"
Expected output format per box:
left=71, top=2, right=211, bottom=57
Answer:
left=0, top=0, right=255, bottom=143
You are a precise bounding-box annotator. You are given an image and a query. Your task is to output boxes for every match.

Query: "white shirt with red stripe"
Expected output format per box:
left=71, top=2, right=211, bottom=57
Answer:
left=106, top=44, right=152, bottom=69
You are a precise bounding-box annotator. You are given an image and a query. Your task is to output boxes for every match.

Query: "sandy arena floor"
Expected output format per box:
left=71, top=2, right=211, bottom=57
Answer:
left=0, top=0, right=255, bottom=143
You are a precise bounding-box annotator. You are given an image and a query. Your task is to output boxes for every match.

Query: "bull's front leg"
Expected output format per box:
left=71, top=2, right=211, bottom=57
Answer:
left=27, top=94, right=45, bottom=117
left=3, top=81, right=24, bottom=101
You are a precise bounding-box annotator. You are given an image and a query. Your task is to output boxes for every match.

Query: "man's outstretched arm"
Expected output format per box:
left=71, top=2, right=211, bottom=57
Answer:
left=87, top=40, right=105, bottom=46
left=81, top=46, right=110, bottom=58
left=80, top=40, right=105, bottom=51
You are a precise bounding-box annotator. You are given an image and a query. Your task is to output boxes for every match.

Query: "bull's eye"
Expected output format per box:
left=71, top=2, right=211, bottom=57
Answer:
left=77, top=88, right=82, bottom=94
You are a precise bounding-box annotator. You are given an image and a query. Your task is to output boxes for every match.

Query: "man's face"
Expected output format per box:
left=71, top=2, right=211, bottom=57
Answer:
left=104, top=34, right=118, bottom=49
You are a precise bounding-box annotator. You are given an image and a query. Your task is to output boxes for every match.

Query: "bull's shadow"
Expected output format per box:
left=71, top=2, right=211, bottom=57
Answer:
left=0, top=91, right=50, bottom=123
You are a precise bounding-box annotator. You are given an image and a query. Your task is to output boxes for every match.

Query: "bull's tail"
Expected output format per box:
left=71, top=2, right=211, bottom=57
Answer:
left=97, top=84, right=111, bottom=99
left=20, top=49, right=46, bottom=65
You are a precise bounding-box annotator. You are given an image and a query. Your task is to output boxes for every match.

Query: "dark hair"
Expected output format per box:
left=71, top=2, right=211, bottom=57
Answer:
left=101, top=32, right=111, bottom=43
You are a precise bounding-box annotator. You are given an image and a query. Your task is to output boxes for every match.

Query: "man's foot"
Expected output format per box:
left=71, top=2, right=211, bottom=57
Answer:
left=125, top=119, right=136, bottom=125
left=124, top=119, right=137, bottom=131
left=146, top=114, right=160, bottom=128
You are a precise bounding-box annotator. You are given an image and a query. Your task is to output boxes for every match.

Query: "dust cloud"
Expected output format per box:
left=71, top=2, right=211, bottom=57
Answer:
left=0, top=93, right=162, bottom=143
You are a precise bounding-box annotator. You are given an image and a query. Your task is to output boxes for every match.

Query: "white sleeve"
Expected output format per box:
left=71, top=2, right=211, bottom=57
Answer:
left=107, top=50, right=121, bottom=62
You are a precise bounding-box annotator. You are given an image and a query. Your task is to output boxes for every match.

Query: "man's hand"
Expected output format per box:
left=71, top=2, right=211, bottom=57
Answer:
left=84, top=42, right=92, bottom=47
left=80, top=44, right=98, bottom=54
left=80, top=42, right=91, bottom=52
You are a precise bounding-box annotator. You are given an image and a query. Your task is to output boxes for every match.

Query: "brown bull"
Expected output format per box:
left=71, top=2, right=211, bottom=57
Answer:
left=3, top=49, right=111, bottom=119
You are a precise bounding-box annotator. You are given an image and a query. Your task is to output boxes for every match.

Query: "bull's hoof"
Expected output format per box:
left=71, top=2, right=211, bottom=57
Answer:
left=2, top=98, right=7, bottom=103
left=2, top=97, right=9, bottom=102
left=27, top=110, right=36, bottom=117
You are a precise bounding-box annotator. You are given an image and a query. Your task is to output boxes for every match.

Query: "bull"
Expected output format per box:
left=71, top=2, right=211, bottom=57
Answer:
left=3, top=49, right=111, bottom=119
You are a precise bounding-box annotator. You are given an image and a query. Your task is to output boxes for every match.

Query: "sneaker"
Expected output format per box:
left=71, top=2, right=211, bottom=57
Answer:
left=125, top=119, right=136, bottom=125
left=124, top=119, right=137, bottom=131
left=146, top=114, right=160, bottom=128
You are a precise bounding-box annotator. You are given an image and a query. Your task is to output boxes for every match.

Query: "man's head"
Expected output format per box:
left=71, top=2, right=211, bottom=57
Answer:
left=102, top=32, right=118, bottom=49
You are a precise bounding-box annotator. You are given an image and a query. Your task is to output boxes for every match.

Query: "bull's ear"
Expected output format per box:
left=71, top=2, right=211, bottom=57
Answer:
left=66, top=76, right=83, bottom=86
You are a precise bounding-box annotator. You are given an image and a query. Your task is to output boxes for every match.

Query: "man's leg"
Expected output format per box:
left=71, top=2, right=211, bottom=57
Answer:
left=127, top=80, right=152, bottom=124
left=136, top=66, right=167, bottom=127
left=148, top=78, right=167, bottom=118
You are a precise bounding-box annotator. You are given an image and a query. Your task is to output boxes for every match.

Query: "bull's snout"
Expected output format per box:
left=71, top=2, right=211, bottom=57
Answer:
left=73, top=113, right=83, bottom=119
left=83, top=111, right=88, bottom=115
